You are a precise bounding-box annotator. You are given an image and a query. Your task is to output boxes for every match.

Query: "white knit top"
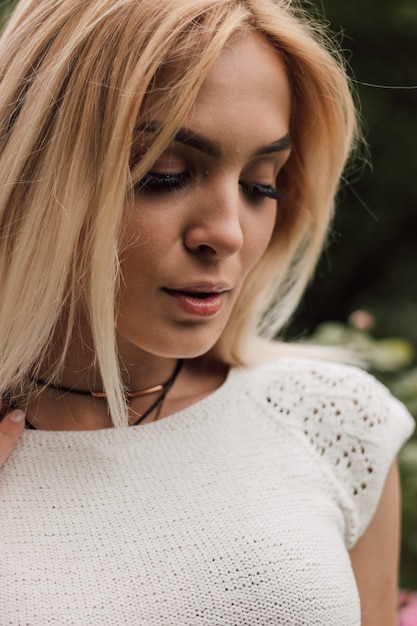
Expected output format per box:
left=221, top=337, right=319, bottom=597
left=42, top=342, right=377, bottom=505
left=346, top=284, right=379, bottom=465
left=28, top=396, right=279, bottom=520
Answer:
left=1, top=357, right=414, bottom=625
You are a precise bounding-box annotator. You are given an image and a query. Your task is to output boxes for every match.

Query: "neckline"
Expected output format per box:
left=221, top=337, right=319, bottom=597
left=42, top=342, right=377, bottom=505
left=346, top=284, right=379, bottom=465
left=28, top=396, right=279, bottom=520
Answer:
left=22, top=364, right=241, bottom=438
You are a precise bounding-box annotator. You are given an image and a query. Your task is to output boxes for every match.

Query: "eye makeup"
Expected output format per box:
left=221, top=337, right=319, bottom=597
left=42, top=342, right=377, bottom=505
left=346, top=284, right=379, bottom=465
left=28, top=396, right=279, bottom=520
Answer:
left=137, top=171, right=190, bottom=193
left=238, top=180, right=286, bottom=201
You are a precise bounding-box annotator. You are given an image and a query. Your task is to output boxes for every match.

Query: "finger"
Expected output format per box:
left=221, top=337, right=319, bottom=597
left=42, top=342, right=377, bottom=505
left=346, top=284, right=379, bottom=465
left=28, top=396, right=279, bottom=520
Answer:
left=0, top=409, right=25, bottom=467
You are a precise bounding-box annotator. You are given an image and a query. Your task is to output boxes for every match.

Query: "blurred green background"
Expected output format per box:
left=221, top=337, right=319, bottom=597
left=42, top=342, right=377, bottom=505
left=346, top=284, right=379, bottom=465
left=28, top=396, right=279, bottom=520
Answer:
left=1, top=0, right=416, bottom=588
left=289, top=0, right=417, bottom=347
left=292, top=0, right=417, bottom=589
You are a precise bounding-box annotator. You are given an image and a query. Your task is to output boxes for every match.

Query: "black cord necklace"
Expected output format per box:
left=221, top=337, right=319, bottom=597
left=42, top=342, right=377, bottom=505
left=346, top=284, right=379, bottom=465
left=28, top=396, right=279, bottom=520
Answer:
left=25, top=359, right=184, bottom=429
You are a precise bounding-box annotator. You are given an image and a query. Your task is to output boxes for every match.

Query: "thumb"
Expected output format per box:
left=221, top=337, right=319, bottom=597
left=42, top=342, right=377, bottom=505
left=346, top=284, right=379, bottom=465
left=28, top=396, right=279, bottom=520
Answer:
left=0, top=409, right=25, bottom=467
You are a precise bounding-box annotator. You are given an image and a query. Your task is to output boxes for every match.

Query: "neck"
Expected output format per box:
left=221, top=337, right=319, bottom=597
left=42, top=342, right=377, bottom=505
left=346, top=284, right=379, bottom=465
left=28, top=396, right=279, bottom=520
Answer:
left=20, top=355, right=228, bottom=431
left=23, top=358, right=184, bottom=431
left=38, top=334, right=180, bottom=395
left=22, top=330, right=185, bottom=429
left=28, top=359, right=183, bottom=400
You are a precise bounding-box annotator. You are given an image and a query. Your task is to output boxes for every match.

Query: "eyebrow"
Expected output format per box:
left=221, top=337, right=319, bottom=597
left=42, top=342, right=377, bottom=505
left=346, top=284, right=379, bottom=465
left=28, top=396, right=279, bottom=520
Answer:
left=174, top=128, right=221, bottom=157
left=138, top=122, right=292, bottom=158
left=253, top=135, right=292, bottom=156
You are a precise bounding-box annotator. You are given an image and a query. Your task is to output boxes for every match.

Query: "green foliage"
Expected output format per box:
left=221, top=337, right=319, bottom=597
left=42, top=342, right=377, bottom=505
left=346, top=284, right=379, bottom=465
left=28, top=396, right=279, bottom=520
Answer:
left=289, top=0, right=417, bottom=350
left=0, top=1, right=15, bottom=27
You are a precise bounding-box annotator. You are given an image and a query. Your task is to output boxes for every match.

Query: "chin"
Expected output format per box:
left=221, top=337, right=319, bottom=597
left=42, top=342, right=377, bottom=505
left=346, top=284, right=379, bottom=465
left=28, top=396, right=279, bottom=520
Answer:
left=175, top=322, right=226, bottom=358
left=162, top=335, right=220, bottom=360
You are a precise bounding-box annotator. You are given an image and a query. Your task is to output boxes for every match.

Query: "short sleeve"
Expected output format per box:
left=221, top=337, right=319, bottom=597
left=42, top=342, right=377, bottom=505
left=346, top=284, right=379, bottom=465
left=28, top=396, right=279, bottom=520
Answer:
left=261, top=359, right=415, bottom=548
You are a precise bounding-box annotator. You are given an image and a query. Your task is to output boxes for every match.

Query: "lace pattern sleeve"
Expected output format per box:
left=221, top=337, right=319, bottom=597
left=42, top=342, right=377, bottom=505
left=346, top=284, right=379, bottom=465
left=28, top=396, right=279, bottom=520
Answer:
left=261, top=359, right=415, bottom=548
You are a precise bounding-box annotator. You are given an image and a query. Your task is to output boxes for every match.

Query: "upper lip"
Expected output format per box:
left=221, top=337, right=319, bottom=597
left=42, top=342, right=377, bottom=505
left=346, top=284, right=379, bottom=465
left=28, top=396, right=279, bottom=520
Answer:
left=163, top=283, right=232, bottom=294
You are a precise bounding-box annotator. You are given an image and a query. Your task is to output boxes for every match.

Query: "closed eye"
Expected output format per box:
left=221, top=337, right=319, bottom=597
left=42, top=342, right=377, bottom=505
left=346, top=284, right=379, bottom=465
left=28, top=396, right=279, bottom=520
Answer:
left=135, top=172, right=287, bottom=202
left=239, top=181, right=286, bottom=202
left=136, top=171, right=190, bottom=193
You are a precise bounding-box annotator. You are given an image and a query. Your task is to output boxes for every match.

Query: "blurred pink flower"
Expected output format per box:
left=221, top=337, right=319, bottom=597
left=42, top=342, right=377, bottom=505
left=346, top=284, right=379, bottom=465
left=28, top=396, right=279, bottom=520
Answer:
left=398, top=590, right=417, bottom=626
left=348, top=309, right=374, bottom=331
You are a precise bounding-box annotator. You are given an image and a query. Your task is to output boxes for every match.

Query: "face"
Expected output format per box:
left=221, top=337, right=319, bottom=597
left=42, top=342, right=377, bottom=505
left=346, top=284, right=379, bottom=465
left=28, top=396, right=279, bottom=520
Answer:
left=117, top=33, right=292, bottom=361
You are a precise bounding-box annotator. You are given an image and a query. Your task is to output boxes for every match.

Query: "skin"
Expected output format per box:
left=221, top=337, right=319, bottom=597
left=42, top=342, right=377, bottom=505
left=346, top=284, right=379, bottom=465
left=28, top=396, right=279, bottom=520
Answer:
left=0, top=33, right=401, bottom=624
left=0, top=409, right=25, bottom=466
left=117, top=35, right=292, bottom=366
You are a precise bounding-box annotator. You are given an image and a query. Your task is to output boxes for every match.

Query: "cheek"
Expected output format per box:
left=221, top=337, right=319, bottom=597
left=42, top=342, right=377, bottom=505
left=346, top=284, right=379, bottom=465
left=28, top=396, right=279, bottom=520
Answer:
left=117, top=234, right=152, bottom=305
left=244, top=211, right=277, bottom=269
left=119, top=209, right=151, bottom=252
left=118, top=210, right=162, bottom=277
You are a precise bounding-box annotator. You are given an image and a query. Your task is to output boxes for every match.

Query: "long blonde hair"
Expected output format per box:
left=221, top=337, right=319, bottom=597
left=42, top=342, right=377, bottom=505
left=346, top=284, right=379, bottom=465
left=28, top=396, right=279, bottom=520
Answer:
left=0, top=0, right=358, bottom=426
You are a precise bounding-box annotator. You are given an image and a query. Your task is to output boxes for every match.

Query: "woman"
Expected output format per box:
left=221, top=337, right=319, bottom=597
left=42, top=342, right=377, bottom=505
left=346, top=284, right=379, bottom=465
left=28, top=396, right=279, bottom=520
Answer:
left=0, top=0, right=413, bottom=624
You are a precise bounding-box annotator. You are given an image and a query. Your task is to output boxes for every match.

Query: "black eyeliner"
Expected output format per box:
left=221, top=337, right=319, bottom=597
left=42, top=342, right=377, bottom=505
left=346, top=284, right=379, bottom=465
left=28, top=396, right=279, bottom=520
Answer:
left=239, top=181, right=287, bottom=201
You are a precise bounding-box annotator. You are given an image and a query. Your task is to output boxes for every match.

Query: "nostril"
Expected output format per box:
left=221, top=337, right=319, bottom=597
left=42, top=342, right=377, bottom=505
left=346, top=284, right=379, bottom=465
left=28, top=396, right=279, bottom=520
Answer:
left=197, top=244, right=216, bottom=255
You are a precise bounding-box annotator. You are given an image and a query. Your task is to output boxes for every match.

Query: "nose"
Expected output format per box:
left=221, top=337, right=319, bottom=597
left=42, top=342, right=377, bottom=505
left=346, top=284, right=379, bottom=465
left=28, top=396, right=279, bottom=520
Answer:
left=183, top=183, right=244, bottom=258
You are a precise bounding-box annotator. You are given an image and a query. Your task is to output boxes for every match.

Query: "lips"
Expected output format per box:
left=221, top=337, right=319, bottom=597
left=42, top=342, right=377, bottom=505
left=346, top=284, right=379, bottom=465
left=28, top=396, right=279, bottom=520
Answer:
left=162, top=284, right=230, bottom=317
left=166, top=283, right=230, bottom=294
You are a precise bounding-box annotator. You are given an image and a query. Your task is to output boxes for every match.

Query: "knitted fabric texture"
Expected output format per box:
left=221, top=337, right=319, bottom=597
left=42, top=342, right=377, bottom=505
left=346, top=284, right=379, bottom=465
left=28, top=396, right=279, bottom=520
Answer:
left=0, top=357, right=414, bottom=625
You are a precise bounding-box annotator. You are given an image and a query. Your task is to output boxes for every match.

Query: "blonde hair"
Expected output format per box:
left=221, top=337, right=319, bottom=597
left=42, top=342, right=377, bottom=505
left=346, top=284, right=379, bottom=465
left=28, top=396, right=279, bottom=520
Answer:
left=0, top=0, right=358, bottom=426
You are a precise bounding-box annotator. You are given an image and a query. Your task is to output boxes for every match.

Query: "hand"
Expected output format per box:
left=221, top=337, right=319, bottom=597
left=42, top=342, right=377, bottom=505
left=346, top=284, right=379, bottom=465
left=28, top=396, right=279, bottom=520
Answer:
left=0, top=408, right=25, bottom=467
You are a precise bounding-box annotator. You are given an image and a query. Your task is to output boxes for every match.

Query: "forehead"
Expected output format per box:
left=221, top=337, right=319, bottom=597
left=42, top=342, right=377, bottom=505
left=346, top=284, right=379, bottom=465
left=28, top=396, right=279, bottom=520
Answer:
left=136, top=32, right=291, bottom=164
left=197, top=33, right=289, bottom=103
left=184, top=33, right=291, bottom=152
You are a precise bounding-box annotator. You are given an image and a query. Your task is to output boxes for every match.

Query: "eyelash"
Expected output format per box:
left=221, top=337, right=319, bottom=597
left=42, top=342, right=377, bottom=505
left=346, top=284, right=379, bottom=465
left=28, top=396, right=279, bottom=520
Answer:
left=238, top=181, right=286, bottom=202
left=137, top=172, right=190, bottom=193
left=137, top=172, right=286, bottom=201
